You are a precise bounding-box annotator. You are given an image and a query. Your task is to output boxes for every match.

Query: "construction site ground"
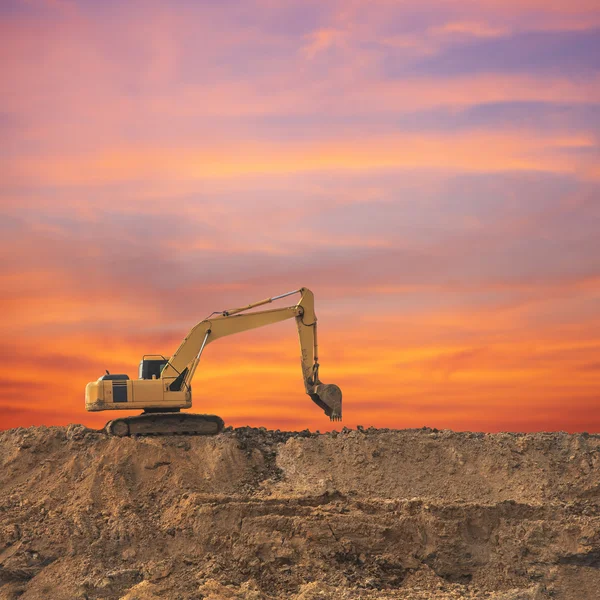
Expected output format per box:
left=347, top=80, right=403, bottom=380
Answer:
left=1, top=425, right=599, bottom=599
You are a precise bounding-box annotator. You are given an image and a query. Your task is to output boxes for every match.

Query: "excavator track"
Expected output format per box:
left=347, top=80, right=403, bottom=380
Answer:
left=104, top=413, right=224, bottom=437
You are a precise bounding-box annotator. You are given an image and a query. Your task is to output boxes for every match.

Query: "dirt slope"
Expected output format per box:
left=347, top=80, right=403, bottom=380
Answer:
left=1, top=425, right=599, bottom=599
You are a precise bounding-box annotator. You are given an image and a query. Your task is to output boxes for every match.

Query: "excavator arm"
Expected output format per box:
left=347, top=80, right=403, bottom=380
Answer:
left=160, top=287, right=342, bottom=421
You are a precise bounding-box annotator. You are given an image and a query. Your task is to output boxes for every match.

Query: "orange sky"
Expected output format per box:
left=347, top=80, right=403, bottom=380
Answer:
left=1, top=0, right=599, bottom=432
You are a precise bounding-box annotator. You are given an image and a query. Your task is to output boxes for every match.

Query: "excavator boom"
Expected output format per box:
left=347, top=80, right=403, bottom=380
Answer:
left=85, top=287, right=342, bottom=435
left=161, top=288, right=341, bottom=420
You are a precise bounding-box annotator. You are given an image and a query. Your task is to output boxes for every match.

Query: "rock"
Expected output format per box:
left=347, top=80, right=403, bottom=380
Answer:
left=119, top=580, right=163, bottom=600
left=66, top=424, right=94, bottom=440
left=143, top=560, right=172, bottom=582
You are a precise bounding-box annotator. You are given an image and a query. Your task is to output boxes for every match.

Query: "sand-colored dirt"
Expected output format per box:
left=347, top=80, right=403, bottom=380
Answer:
left=1, top=425, right=599, bottom=599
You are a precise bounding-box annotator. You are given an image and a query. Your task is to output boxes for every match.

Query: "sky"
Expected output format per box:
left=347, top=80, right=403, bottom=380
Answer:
left=1, top=0, right=599, bottom=433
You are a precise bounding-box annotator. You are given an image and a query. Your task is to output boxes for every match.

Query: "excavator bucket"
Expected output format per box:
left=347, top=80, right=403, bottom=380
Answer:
left=310, top=383, right=342, bottom=421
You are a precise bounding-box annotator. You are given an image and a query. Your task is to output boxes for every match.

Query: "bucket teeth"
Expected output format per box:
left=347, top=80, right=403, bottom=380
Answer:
left=310, top=383, right=342, bottom=421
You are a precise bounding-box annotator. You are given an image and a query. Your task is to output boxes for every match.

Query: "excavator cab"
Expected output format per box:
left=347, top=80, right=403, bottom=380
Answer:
left=139, top=355, right=169, bottom=380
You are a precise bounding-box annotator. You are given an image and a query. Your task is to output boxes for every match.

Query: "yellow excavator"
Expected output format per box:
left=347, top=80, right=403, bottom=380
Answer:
left=85, top=287, right=342, bottom=436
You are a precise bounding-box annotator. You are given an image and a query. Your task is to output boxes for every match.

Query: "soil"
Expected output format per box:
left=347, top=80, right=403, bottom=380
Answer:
left=1, top=424, right=599, bottom=599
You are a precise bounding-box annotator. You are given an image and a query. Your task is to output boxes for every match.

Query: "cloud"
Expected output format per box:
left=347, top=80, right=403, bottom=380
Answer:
left=430, top=21, right=508, bottom=38
left=301, top=28, right=346, bottom=59
left=3, top=128, right=598, bottom=193
left=402, top=29, right=600, bottom=76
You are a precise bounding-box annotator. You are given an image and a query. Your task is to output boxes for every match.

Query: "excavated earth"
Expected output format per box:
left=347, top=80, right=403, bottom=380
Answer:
left=1, top=425, right=600, bottom=600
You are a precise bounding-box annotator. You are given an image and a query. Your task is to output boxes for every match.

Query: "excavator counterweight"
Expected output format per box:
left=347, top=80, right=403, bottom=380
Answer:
left=85, top=287, right=342, bottom=435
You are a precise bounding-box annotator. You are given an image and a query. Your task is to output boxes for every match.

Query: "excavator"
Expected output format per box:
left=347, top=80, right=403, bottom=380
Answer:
left=85, top=287, right=342, bottom=436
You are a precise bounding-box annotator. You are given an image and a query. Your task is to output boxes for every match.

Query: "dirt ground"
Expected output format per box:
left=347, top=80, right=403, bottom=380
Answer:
left=1, top=424, right=599, bottom=599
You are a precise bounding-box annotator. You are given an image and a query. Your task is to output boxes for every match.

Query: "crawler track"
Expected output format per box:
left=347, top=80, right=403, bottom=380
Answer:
left=104, top=412, right=224, bottom=436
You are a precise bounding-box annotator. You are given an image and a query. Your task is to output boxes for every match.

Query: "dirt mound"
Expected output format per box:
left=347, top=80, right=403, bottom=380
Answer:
left=1, top=425, right=599, bottom=599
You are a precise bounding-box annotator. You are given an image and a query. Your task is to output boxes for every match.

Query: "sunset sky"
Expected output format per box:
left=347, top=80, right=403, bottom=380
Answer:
left=1, top=0, right=599, bottom=432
